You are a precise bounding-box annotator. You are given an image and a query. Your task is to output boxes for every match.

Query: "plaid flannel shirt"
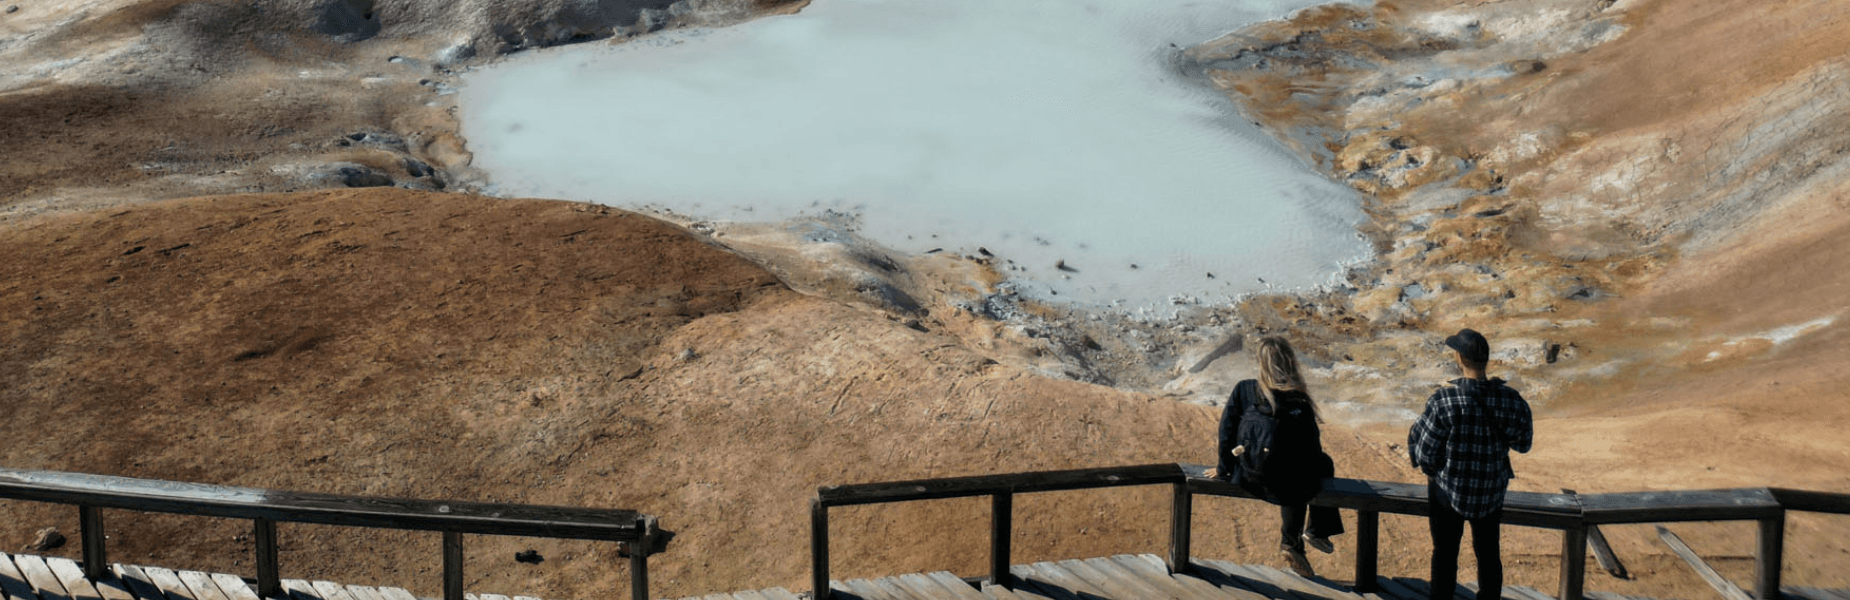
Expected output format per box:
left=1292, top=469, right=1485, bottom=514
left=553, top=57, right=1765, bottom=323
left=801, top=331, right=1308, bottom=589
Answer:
left=1408, top=377, right=1534, bottom=519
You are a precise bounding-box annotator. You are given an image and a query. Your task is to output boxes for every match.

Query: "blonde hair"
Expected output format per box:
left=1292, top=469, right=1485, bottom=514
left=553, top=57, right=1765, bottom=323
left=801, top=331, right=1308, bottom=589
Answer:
left=1256, top=336, right=1319, bottom=421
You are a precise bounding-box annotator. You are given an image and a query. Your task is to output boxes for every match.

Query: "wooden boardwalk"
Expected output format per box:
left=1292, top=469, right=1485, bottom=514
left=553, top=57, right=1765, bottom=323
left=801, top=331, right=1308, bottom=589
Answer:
left=0, top=552, right=523, bottom=600
left=681, top=554, right=1850, bottom=600
left=4, top=550, right=1846, bottom=600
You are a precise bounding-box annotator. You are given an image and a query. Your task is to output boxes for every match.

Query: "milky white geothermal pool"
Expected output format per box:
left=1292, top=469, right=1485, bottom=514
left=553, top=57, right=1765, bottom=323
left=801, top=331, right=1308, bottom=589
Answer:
left=460, top=0, right=1372, bottom=308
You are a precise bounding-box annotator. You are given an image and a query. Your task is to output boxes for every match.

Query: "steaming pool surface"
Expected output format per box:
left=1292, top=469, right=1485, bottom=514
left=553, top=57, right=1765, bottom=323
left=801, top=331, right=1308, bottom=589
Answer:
left=460, top=0, right=1372, bottom=308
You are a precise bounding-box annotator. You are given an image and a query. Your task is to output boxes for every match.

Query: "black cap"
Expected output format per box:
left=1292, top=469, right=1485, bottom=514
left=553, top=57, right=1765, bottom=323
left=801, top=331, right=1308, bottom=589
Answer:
left=1444, top=328, right=1490, bottom=364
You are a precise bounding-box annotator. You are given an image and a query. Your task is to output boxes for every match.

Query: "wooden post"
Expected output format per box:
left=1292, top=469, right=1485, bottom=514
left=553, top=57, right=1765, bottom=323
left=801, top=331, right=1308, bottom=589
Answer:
left=443, top=532, right=464, bottom=600
left=1756, top=513, right=1784, bottom=600
left=1559, top=526, right=1587, bottom=600
left=1169, top=484, right=1190, bottom=575
left=79, top=506, right=107, bottom=580
left=811, top=498, right=830, bottom=600
left=992, top=493, right=1013, bottom=587
left=1354, top=510, right=1379, bottom=593
left=254, top=519, right=281, bottom=599
left=629, top=519, right=651, bottom=600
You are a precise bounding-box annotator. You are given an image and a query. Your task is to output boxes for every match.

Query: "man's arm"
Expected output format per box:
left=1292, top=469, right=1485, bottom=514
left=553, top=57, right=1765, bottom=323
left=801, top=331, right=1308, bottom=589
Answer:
left=1507, top=393, right=1534, bottom=454
left=1407, top=392, right=1448, bottom=474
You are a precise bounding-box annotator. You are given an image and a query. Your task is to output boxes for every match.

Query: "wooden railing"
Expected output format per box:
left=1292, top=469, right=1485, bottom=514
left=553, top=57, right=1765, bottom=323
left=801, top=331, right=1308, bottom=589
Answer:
left=0, top=468, right=672, bottom=600
left=810, top=463, right=1850, bottom=600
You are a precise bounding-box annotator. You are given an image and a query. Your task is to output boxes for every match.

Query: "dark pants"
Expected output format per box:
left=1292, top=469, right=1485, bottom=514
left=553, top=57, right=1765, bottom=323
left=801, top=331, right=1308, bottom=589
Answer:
left=1429, top=482, right=1502, bottom=600
left=1280, top=502, right=1344, bottom=551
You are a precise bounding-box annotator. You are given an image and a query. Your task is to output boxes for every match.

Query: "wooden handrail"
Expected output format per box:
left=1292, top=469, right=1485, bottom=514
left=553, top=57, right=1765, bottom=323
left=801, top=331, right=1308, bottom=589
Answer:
left=0, top=468, right=671, bottom=600
left=811, top=462, right=1850, bottom=600
left=1768, top=488, right=1850, bottom=514
left=816, top=464, right=1181, bottom=506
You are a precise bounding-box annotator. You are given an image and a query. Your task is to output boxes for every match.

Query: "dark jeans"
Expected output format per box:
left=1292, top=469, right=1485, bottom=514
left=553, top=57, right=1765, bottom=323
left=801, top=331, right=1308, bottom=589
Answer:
left=1280, top=502, right=1344, bottom=551
left=1429, top=482, right=1502, bottom=600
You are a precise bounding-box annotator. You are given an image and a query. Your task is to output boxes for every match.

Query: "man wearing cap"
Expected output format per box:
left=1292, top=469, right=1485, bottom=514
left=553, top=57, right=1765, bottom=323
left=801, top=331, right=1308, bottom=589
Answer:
left=1409, top=328, right=1534, bottom=600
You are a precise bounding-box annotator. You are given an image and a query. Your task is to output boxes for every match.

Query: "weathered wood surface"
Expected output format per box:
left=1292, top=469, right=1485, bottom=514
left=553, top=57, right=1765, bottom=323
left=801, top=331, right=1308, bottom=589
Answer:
left=1767, top=489, right=1850, bottom=515
left=1580, top=489, right=1782, bottom=524
left=818, top=464, right=1182, bottom=506
left=0, top=468, right=653, bottom=543
left=1562, top=489, right=1630, bottom=580
left=1655, top=526, right=1753, bottom=600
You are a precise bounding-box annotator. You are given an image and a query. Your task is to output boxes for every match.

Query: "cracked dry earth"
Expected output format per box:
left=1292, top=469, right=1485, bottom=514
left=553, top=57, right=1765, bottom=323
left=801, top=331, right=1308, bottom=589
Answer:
left=3, top=0, right=1849, bottom=598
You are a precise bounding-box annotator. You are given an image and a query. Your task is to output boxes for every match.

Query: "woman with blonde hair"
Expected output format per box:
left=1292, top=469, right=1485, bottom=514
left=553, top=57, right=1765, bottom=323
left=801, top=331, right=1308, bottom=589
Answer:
left=1211, top=336, right=1343, bottom=577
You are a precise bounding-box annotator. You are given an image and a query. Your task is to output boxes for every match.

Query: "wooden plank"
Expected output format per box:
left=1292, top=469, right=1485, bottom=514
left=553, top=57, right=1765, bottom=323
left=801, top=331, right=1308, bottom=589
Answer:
left=278, top=580, right=322, bottom=600
left=205, top=575, right=257, bottom=600
left=1504, top=586, right=1556, bottom=600
left=372, top=589, right=418, bottom=600
left=343, top=587, right=387, bottom=600
left=894, top=574, right=974, bottom=600
left=134, top=569, right=193, bottom=600
left=1655, top=526, right=1752, bottom=600
left=1057, top=559, right=1168, bottom=600
left=1462, top=582, right=1534, bottom=600
left=1219, top=564, right=1312, bottom=600
left=43, top=558, right=104, bottom=600
left=865, top=578, right=920, bottom=600
left=175, top=572, right=231, bottom=600
left=1088, top=557, right=1200, bottom=600
left=137, top=569, right=198, bottom=600
left=978, top=584, right=1022, bottom=600
left=841, top=579, right=892, bottom=600
left=698, top=594, right=733, bottom=600
left=1005, top=565, right=1087, bottom=600
left=110, top=566, right=167, bottom=600
left=0, top=554, right=46, bottom=600
left=1368, top=578, right=1424, bottom=600
left=474, top=594, right=510, bottom=600
left=1269, top=564, right=1368, bottom=600
left=825, top=580, right=861, bottom=600
left=1355, top=579, right=1411, bottom=600
left=1184, top=560, right=1281, bottom=600
left=758, top=589, right=804, bottom=600
left=875, top=577, right=935, bottom=600
left=1103, top=555, right=1218, bottom=600
left=72, top=565, right=133, bottom=600
left=887, top=575, right=953, bottom=600
left=13, top=555, right=74, bottom=600
left=732, top=591, right=771, bottom=600
left=819, top=465, right=1182, bottom=506
left=924, top=573, right=991, bottom=600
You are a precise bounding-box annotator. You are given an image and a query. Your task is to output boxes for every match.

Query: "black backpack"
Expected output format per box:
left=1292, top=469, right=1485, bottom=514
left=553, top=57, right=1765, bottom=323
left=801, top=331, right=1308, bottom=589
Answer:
left=1234, top=381, right=1319, bottom=482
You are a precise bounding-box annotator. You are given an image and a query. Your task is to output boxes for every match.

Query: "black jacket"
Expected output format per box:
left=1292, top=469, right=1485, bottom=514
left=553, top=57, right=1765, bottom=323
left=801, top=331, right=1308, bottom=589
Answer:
left=1217, top=379, right=1334, bottom=504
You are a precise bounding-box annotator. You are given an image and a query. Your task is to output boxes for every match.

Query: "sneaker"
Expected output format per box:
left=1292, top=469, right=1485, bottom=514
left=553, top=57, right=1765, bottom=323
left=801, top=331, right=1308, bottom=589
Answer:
left=1303, top=533, right=1335, bottom=554
left=1281, top=548, right=1316, bottom=578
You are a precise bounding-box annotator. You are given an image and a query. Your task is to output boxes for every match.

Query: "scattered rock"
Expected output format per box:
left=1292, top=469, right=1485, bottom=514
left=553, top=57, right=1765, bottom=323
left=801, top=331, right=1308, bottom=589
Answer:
left=337, top=166, right=395, bottom=188
left=4, top=6, right=17, bottom=14
left=27, top=528, right=64, bottom=552
left=434, top=41, right=477, bottom=66
left=404, top=158, right=432, bottom=178
left=514, top=549, right=544, bottom=564
left=675, top=348, right=698, bottom=361
left=1055, top=259, right=1077, bottom=273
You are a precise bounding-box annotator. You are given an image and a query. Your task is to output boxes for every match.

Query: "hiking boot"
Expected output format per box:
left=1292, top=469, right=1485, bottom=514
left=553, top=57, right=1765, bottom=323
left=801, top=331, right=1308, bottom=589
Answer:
left=1281, top=548, right=1316, bottom=578
left=1303, top=533, right=1335, bottom=554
